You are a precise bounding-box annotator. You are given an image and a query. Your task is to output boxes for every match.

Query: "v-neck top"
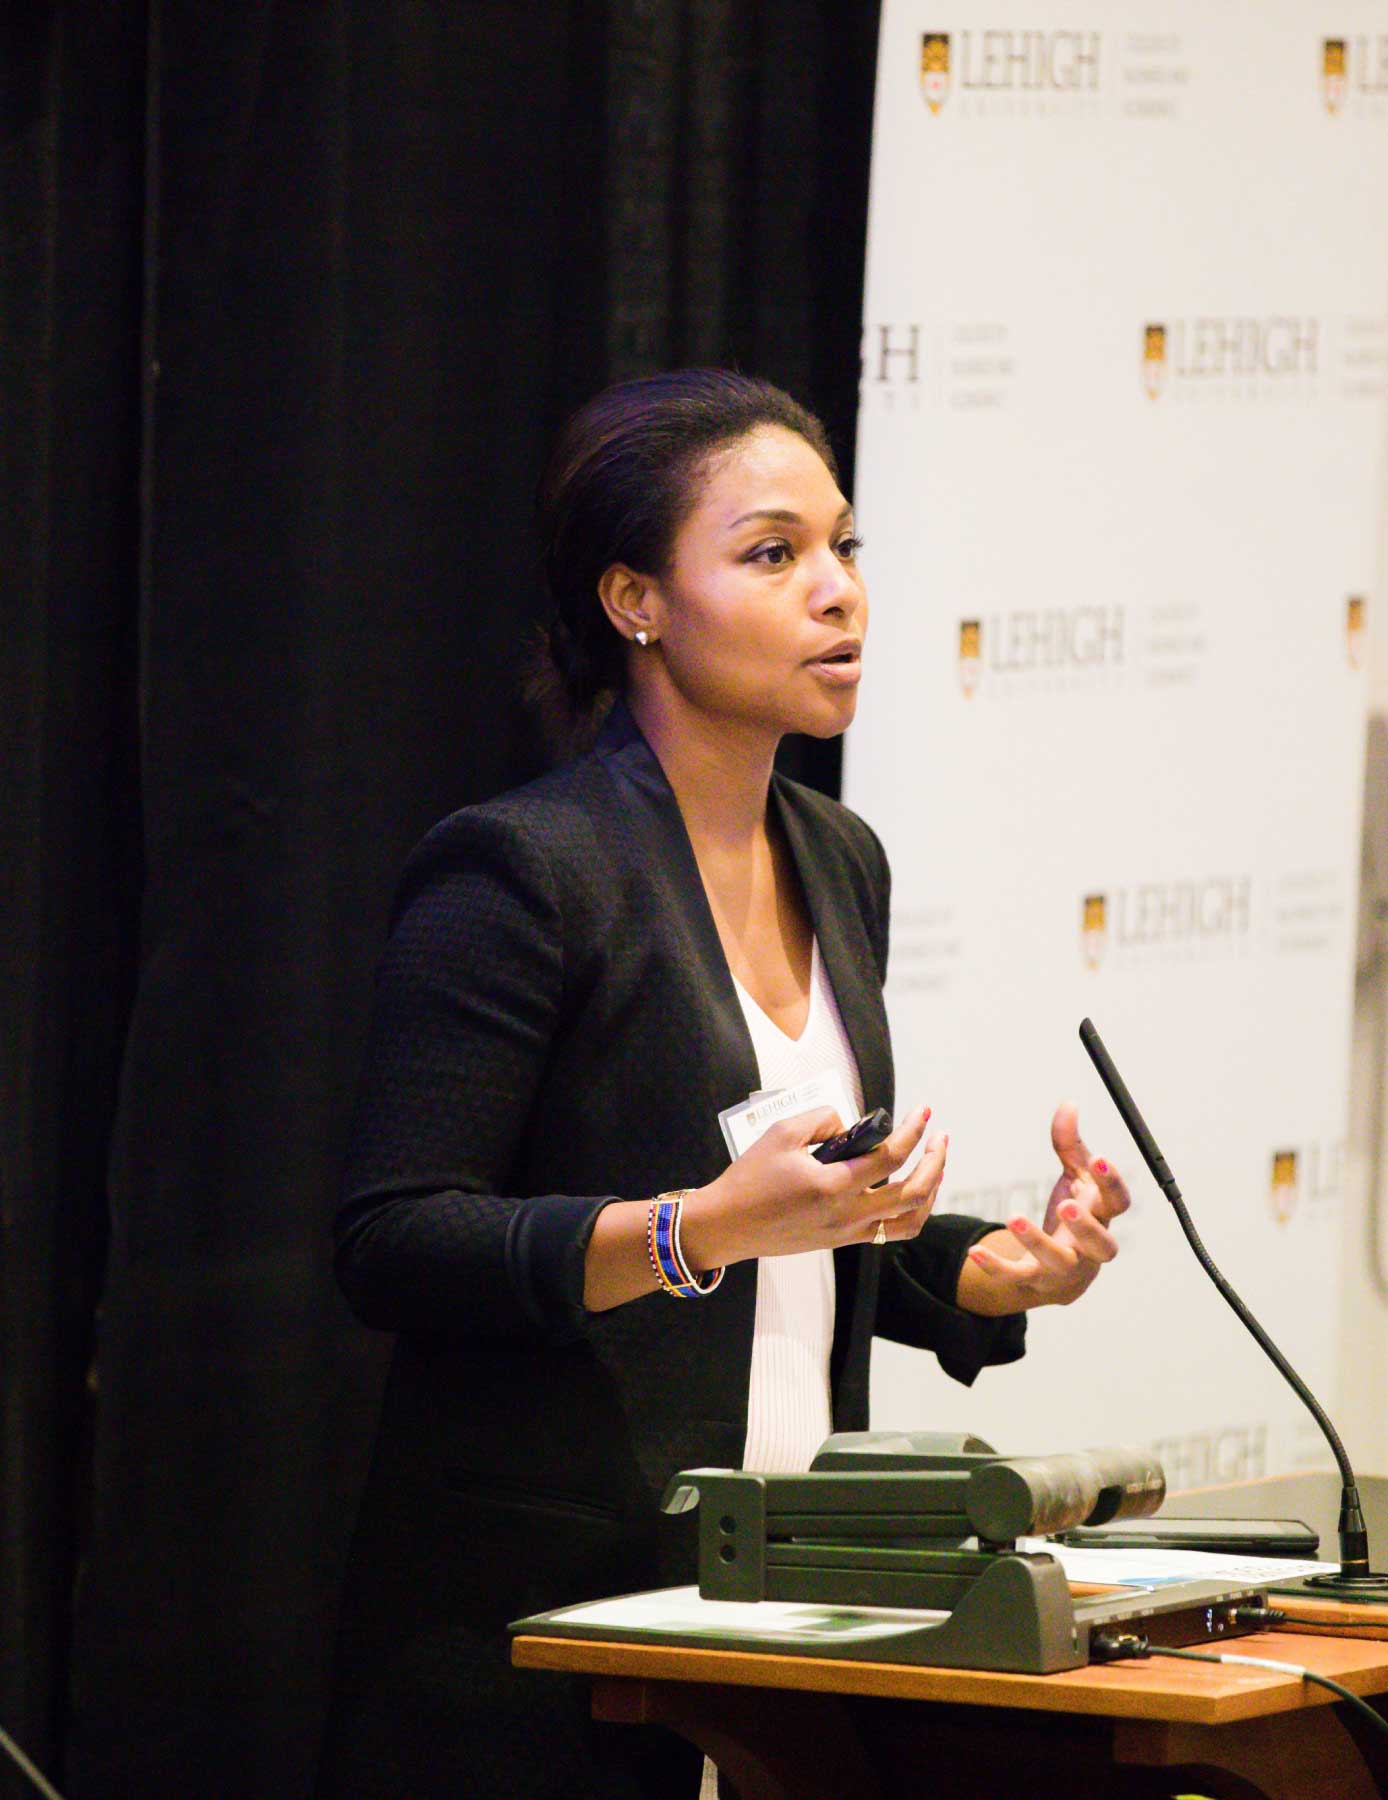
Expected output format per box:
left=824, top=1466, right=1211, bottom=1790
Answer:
left=731, top=941, right=864, bottom=1474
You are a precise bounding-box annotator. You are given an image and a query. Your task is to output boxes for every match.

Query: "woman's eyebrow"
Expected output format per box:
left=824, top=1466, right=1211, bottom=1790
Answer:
left=728, top=504, right=854, bottom=529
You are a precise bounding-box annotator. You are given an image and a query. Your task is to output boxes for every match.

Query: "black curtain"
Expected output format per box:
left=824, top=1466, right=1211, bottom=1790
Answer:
left=1, top=4, right=147, bottom=1791
left=1, top=4, right=880, bottom=1796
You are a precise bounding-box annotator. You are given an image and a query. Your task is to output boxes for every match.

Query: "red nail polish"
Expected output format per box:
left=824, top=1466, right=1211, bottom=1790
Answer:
left=1095, top=1160, right=1109, bottom=1175
left=1060, top=1202, right=1079, bottom=1222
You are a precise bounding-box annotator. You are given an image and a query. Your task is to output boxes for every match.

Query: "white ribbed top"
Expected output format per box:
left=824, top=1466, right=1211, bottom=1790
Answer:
left=732, top=941, right=864, bottom=1475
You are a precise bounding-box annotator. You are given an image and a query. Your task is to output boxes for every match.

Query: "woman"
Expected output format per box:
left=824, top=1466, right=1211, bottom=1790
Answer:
left=316, top=371, right=1130, bottom=1800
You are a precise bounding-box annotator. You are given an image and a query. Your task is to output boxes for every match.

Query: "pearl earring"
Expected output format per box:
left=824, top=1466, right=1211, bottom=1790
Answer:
left=634, top=629, right=651, bottom=647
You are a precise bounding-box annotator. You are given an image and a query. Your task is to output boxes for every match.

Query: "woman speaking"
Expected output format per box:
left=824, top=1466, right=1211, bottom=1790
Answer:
left=316, top=371, right=1130, bottom=1800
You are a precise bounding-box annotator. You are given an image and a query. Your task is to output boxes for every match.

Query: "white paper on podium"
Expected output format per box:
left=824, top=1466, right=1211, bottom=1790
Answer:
left=542, top=1584, right=948, bottom=1642
left=1025, top=1539, right=1335, bottom=1588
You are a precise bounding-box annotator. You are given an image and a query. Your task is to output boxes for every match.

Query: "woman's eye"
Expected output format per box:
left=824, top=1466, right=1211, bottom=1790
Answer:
left=749, top=541, right=792, bottom=566
left=837, top=534, right=864, bottom=560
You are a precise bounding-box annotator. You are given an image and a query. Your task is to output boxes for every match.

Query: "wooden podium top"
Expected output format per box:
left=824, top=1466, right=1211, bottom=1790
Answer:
left=513, top=1601, right=1388, bottom=1726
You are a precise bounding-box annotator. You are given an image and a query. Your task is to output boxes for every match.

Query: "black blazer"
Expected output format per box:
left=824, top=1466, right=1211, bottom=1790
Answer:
left=317, top=702, right=1024, bottom=1800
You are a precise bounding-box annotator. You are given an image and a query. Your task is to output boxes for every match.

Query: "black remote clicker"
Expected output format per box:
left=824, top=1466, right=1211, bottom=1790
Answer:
left=812, top=1107, right=893, bottom=1164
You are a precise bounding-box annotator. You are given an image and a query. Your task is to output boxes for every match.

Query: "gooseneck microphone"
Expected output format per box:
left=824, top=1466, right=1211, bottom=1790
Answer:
left=1079, top=1016, right=1388, bottom=1600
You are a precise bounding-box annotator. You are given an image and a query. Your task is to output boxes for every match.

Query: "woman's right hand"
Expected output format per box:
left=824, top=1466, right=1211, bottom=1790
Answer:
left=678, top=1104, right=946, bottom=1272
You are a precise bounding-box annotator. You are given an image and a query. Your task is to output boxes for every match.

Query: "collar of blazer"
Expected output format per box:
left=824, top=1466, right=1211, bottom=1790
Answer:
left=591, top=698, right=895, bottom=1128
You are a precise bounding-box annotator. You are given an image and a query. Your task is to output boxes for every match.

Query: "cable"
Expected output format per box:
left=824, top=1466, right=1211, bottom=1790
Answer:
left=1150, top=1645, right=1388, bottom=1742
left=1090, top=1635, right=1388, bottom=1744
left=0, top=1724, right=67, bottom=1800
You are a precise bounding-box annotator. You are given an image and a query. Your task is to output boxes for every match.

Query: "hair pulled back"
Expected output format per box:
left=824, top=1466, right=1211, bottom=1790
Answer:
left=533, top=369, right=837, bottom=741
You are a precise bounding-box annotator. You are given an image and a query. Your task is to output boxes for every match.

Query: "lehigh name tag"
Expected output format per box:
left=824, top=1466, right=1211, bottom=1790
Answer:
left=717, top=1070, right=858, bottom=1162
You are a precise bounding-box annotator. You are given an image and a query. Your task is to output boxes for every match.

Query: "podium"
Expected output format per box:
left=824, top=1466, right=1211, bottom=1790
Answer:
left=513, top=1604, right=1388, bottom=1799
left=513, top=1466, right=1388, bottom=1795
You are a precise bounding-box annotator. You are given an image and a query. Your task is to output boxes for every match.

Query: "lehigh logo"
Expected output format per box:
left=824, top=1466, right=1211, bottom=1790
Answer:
left=958, top=618, right=982, bottom=696
left=1142, top=324, right=1167, bottom=399
left=1270, top=1149, right=1299, bottom=1225
left=1081, top=893, right=1107, bottom=970
left=921, top=33, right=951, bottom=114
left=1348, top=595, right=1368, bottom=669
left=1322, top=38, right=1347, bottom=115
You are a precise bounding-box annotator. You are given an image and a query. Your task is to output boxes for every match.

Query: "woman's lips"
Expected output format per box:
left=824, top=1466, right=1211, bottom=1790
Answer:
left=807, top=650, right=862, bottom=686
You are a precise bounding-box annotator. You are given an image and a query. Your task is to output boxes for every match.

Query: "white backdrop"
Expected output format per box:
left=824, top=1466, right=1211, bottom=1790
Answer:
left=845, top=2, right=1388, bottom=1487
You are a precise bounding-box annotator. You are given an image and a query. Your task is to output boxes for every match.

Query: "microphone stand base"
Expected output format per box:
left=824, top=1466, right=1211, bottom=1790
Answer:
left=1268, top=1569, right=1388, bottom=1606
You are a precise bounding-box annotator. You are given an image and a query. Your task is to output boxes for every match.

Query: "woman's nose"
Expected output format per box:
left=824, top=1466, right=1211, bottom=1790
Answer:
left=808, top=551, right=862, bottom=618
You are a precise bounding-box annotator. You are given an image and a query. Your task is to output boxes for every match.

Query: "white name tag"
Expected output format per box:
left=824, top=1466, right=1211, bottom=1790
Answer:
left=717, top=1070, right=858, bottom=1161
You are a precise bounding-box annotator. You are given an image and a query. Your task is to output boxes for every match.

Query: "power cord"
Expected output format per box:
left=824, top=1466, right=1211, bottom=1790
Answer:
left=1090, top=1632, right=1388, bottom=1743
left=0, top=1723, right=67, bottom=1800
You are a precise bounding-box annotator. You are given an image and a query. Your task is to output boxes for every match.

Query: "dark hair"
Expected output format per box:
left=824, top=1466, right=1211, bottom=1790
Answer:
left=531, top=369, right=838, bottom=742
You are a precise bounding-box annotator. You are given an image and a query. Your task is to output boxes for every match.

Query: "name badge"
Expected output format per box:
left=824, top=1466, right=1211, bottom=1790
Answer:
left=717, top=1069, right=858, bottom=1161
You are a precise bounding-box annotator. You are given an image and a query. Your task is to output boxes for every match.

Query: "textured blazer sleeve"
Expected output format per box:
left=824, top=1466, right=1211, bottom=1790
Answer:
left=858, top=818, right=1028, bottom=1384
left=877, top=1217, right=1027, bottom=1384
left=334, top=809, right=607, bottom=1346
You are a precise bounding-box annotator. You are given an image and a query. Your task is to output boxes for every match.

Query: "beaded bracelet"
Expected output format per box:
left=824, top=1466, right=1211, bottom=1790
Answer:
left=646, top=1190, right=724, bottom=1298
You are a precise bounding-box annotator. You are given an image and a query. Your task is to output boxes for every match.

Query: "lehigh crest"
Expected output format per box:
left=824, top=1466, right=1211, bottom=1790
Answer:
left=1322, top=39, right=1347, bottom=115
left=958, top=618, right=981, bottom=697
left=1142, top=323, right=1167, bottom=400
left=921, top=34, right=951, bottom=114
left=1347, top=595, right=1367, bottom=669
left=1270, top=1149, right=1299, bottom=1225
left=1081, top=893, right=1107, bottom=971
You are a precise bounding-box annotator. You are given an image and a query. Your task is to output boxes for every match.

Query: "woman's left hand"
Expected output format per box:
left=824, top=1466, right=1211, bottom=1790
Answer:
left=954, top=1103, right=1131, bottom=1316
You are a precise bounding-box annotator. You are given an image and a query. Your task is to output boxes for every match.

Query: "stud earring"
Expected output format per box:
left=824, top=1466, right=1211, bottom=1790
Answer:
left=634, top=629, right=651, bottom=647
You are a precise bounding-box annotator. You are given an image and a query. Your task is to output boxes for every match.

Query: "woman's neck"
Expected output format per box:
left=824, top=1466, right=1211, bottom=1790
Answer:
left=625, top=687, right=776, bottom=850
left=626, top=686, right=814, bottom=1030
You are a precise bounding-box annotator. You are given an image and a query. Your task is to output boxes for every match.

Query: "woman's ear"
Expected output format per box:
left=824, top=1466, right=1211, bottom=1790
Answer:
left=597, top=564, right=661, bottom=647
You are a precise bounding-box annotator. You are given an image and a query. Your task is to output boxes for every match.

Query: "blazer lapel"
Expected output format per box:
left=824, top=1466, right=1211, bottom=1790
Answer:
left=772, top=780, right=895, bottom=1118
left=596, top=702, right=761, bottom=1112
left=772, top=775, right=893, bottom=1417
left=595, top=701, right=893, bottom=1119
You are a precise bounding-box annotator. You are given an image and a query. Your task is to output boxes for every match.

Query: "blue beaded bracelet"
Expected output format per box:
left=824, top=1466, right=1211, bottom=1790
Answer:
left=646, top=1190, right=723, bottom=1298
